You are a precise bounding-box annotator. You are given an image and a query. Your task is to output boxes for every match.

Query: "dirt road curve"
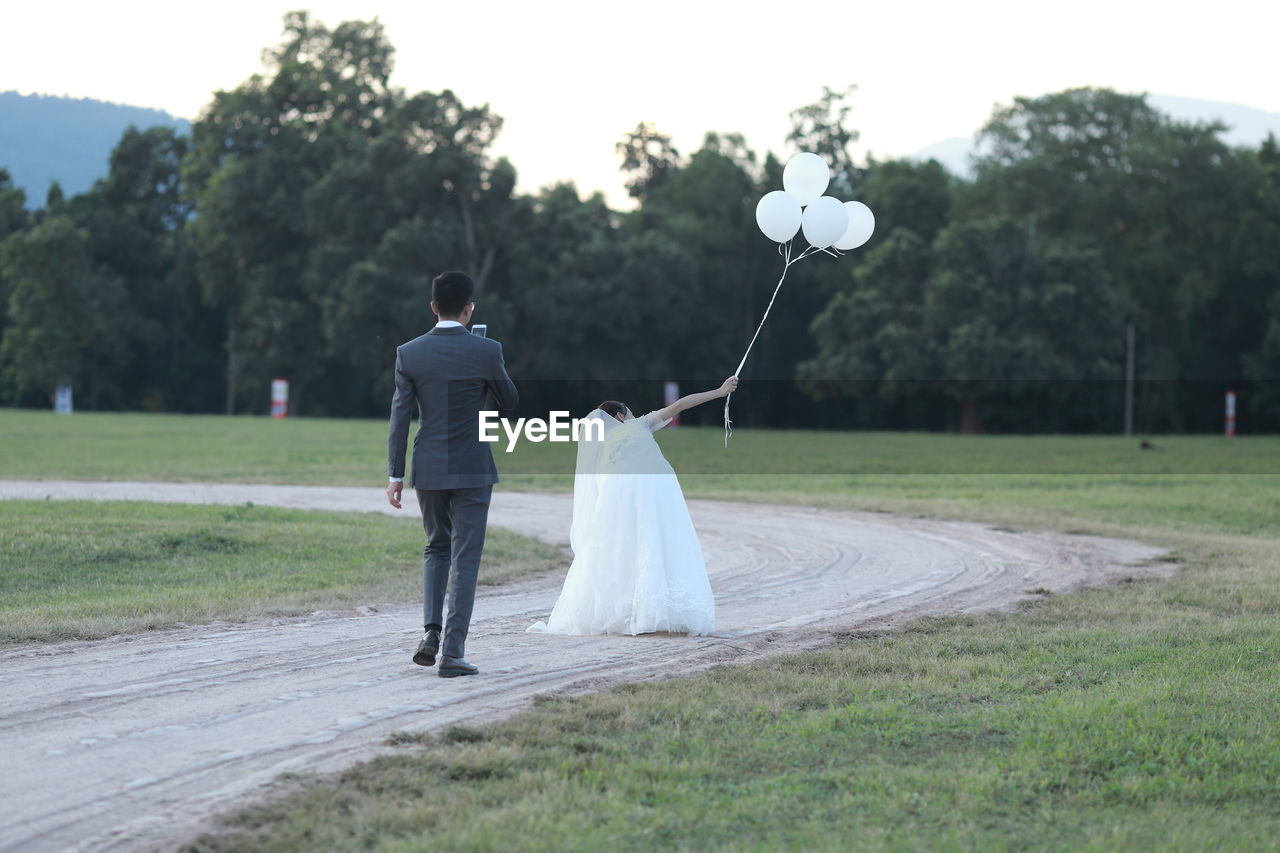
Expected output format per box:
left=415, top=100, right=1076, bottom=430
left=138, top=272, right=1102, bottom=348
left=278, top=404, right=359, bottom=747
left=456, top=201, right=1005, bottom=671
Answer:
left=0, top=481, right=1164, bottom=851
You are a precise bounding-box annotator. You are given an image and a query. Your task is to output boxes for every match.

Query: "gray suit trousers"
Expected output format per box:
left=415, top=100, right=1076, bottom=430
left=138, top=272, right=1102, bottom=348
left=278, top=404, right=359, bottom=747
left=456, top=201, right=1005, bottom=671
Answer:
left=416, top=485, right=493, bottom=659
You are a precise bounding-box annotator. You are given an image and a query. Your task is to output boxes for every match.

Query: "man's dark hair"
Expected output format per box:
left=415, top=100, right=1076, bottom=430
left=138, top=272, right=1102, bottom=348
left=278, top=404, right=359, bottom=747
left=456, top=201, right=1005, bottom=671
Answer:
left=432, top=271, right=475, bottom=318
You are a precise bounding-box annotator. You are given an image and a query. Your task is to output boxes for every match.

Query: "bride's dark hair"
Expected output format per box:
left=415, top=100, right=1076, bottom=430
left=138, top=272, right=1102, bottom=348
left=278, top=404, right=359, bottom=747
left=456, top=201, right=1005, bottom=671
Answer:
left=598, top=400, right=629, bottom=420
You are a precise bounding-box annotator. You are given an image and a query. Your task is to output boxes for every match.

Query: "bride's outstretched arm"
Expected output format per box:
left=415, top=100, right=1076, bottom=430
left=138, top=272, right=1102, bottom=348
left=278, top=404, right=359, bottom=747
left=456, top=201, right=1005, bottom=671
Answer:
left=655, top=376, right=739, bottom=422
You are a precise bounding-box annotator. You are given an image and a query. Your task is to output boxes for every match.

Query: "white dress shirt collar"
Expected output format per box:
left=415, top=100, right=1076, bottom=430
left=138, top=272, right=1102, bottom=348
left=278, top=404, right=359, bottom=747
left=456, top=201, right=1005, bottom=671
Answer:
left=435, top=320, right=464, bottom=329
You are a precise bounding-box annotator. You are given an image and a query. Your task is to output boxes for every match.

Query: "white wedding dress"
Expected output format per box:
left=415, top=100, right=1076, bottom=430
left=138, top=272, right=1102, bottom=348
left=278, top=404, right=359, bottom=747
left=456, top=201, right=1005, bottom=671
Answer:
left=529, top=408, right=715, bottom=636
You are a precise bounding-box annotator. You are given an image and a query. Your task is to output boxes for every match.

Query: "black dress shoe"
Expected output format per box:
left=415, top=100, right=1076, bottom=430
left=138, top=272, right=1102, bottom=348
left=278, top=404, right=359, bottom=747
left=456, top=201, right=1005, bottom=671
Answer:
left=413, top=630, right=440, bottom=667
left=438, top=656, right=479, bottom=678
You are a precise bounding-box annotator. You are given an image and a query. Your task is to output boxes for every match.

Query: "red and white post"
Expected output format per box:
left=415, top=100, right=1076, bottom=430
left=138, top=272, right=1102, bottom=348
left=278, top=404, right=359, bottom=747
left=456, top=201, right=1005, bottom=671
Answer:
left=271, top=378, right=289, bottom=419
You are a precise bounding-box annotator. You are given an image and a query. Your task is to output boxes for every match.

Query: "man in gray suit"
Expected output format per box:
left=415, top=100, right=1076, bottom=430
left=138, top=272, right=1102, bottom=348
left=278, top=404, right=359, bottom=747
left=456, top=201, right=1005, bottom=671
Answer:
left=386, top=271, right=518, bottom=678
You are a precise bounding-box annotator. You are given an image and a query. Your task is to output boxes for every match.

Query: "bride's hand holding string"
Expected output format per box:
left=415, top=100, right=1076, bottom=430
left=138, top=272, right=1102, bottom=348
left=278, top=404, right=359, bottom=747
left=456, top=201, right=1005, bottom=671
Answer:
left=655, top=377, right=740, bottom=422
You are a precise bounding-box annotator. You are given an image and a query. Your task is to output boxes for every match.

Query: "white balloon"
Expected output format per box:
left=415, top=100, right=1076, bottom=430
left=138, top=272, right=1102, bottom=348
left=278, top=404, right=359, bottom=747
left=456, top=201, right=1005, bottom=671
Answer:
left=800, top=196, right=849, bottom=248
left=754, top=190, right=803, bottom=243
left=783, top=152, right=830, bottom=205
left=833, top=201, right=876, bottom=250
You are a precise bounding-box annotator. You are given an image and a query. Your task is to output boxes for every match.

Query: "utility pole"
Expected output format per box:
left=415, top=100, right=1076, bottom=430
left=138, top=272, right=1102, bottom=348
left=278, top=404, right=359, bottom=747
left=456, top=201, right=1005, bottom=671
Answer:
left=1124, top=322, right=1135, bottom=437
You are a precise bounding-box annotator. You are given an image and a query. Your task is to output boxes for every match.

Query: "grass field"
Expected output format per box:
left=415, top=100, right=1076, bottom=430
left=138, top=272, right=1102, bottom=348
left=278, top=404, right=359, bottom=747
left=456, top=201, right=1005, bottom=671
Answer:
left=189, top=547, right=1280, bottom=851
left=183, top=513, right=1280, bottom=851
left=3, top=409, right=1279, bottom=484
left=0, top=501, right=562, bottom=646
left=4, top=409, right=1278, bottom=540
left=4, top=409, right=1279, bottom=850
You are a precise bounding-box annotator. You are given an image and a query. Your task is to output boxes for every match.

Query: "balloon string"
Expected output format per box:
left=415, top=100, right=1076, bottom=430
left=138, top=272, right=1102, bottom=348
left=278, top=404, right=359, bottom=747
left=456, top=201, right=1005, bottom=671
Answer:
left=724, top=241, right=823, bottom=448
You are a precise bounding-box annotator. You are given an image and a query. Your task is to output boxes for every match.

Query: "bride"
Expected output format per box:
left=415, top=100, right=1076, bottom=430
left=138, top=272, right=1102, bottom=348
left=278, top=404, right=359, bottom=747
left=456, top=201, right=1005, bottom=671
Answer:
left=530, top=377, right=738, bottom=637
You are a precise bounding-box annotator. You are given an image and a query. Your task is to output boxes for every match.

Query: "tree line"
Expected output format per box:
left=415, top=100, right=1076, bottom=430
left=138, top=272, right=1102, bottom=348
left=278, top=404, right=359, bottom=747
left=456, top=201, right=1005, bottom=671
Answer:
left=2, top=12, right=1278, bottom=432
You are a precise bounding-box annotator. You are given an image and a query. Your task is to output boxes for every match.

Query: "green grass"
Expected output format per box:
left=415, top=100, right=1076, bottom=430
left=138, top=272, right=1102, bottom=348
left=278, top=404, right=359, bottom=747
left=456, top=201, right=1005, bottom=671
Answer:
left=0, top=501, right=563, bottom=646
left=677, top=472, right=1280, bottom=540
left=3, top=409, right=1278, bottom=484
left=0, top=410, right=384, bottom=485
left=186, top=532, right=1280, bottom=852
left=5, top=408, right=1278, bottom=540
left=6, top=409, right=1280, bottom=849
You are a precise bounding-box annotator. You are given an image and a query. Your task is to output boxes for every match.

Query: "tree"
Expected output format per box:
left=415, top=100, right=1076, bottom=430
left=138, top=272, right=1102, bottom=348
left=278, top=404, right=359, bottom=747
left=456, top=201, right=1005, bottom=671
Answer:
left=775, top=87, right=872, bottom=395
left=184, top=11, right=399, bottom=414
left=301, top=87, right=515, bottom=413
left=74, top=126, right=212, bottom=411
left=181, top=12, right=521, bottom=416
left=617, top=122, right=681, bottom=201
left=966, top=88, right=1254, bottom=428
left=376, top=89, right=512, bottom=294
left=640, top=145, right=762, bottom=379
left=788, top=85, right=860, bottom=197
left=924, top=217, right=1122, bottom=432
left=802, top=216, right=1122, bottom=432
left=701, top=132, right=757, bottom=177
left=0, top=170, right=30, bottom=334
left=0, top=216, right=128, bottom=408
left=1246, top=290, right=1280, bottom=416
left=859, top=158, right=952, bottom=245
left=0, top=170, right=26, bottom=236
left=7, top=50, right=1275, bottom=431
left=1243, top=135, right=1280, bottom=419
left=801, top=227, right=933, bottom=389
left=497, top=183, right=619, bottom=380
left=43, top=182, right=65, bottom=211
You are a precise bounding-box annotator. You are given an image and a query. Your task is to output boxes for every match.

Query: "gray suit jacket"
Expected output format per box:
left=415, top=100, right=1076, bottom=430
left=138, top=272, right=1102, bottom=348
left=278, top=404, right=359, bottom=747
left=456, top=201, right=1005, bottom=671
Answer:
left=387, top=325, right=518, bottom=491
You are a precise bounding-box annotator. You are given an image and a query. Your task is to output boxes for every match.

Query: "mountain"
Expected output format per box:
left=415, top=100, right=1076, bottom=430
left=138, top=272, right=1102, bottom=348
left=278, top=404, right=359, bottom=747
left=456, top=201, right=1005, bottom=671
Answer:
left=909, top=136, right=974, bottom=178
left=1146, top=95, right=1280, bottom=147
left=911, top=95, right=1280, bottom=178
left=0, top=92, right=190, bottom=205
left=5, top=91, right=1278, bottom=205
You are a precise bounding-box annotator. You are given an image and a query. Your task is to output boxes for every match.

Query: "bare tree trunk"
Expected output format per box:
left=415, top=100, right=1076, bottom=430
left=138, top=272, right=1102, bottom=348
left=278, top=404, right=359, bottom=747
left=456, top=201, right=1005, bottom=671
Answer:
left=959, top=399, right=983, bottom=434
left=1124, top=321, right=1135, bottom=436
left=225, top=320, right=237, bottom=415
left=457, top=191, right=480, bottom=288
left=476, top=247, right=496, bottom=293
left=475, top=203, right=518, bottom=293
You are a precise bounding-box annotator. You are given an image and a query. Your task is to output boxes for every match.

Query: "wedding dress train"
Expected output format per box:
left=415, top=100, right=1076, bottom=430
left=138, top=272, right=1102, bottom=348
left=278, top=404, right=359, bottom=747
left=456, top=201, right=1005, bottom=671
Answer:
left=530, top=408, right=715, bottom=636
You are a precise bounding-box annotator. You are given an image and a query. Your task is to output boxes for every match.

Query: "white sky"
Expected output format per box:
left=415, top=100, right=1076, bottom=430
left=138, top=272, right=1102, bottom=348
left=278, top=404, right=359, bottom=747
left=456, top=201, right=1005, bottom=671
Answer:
left=5, top=0, right=1279, bottom=206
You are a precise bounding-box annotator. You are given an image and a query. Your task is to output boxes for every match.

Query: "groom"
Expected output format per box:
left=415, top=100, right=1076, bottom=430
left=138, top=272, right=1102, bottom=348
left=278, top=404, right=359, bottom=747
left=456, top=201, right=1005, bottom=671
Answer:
left=386, top=271, right=518, bottom=678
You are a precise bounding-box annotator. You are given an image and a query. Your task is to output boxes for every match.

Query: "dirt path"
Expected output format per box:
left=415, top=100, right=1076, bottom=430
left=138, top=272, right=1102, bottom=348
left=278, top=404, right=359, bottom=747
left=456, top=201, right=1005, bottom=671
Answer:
left=0, top=481, right=1165, bottom=851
